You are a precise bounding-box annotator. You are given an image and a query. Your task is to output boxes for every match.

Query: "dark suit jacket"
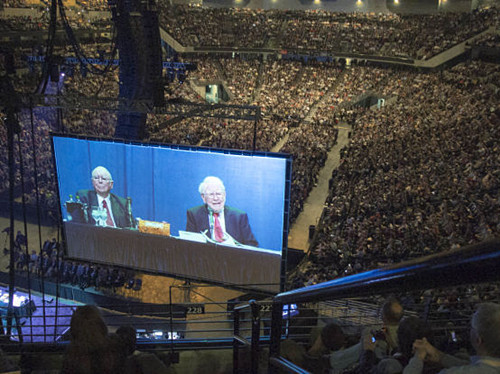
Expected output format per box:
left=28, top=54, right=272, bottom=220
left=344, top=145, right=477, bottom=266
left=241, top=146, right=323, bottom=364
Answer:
left=73, top=189, right=134, bottom=229
left=186, top=205, right=258, bottom=247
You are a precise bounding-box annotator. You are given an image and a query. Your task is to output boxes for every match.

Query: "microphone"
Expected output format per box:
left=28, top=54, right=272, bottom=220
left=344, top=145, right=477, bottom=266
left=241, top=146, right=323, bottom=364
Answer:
left=126, top=197, right=136, bottom=228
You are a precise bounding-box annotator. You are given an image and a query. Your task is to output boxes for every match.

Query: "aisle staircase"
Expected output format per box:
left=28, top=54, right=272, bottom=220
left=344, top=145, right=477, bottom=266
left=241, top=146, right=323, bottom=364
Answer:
left=287, top=125, right=351, bottom=251
left=303, top=69, right=347, bottom=124
left=251, top=60, right=266, bottom=103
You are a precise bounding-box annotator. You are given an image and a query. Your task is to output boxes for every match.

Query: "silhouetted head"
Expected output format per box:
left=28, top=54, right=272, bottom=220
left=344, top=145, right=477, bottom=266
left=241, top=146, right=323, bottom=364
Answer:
left=321, top=323, right=346, bottom=351
left=70, top=305, right=108, bottom=350
left=470, top=302, right=500, bottom=357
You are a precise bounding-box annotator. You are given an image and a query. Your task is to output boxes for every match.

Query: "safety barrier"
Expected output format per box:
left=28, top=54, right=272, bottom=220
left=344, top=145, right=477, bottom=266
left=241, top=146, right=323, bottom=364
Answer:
left=267, top=239, right=500, bottom=373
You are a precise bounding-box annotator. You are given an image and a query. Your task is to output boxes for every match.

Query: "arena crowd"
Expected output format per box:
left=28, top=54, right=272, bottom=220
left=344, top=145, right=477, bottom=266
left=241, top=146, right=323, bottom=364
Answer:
left=0, top=1, right=499, bottom=293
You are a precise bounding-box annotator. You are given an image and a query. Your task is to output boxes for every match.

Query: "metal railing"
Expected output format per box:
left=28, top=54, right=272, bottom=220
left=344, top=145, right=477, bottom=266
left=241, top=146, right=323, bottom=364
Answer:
left=0, top=239, right=497, bottom=373
left=268, top=238, right=500, bottom=373
left=233, top=300, right=261, bottom=374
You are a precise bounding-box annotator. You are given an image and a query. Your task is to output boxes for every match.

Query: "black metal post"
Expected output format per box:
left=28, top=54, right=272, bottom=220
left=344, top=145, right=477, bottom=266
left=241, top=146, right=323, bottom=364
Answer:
left=249, top=300, right=261, bottom=374
left=252, top=108, right=260, bottom=152
left=6, top=109, right=17, bottom=337
left=169, top=285, right=174, bottom=355
left=17, top=134, right=34, bottom=339
left=268, top=301, right=283, bottom=374
left=233, top=307, right=240, bottom=374
left=1, top=74, right=21, bottom=337
left=29, top=97, right=47, bottom=342
left=252, top=119, right=257, bottom=152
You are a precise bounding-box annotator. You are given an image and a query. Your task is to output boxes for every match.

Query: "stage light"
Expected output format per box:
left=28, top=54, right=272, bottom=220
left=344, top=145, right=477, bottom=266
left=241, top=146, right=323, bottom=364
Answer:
left=152, top=330, right=163, bottom=339
left=13, top=295, right=26, bottom=307
left=282, top=304, right=299, bottom=317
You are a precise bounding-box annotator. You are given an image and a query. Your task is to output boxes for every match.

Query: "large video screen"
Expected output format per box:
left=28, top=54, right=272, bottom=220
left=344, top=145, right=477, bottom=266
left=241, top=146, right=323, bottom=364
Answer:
left=52, top=135, right=292, bottom=292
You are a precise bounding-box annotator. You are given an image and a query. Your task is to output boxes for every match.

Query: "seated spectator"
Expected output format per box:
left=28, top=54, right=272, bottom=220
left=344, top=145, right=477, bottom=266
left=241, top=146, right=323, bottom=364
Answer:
left=280, top=339, right=308, bottom=369
left=114, top=325, right=170, bottom=374
left=308, top=322, right=348, bottom=358
left=328, top=297, right=404, bottom=373
left=381, top=297, right=405, bottom=354
left=281, top=322, right=350, bottom=373
left=360, top=316, right=439, bottom=374
left=411, top=303, right=500, bottom=374
left=308, top=322, right=349, bottom=373
left=284, top=297, right=405, bottom=373
left=61, top=305, right=122, bottom=374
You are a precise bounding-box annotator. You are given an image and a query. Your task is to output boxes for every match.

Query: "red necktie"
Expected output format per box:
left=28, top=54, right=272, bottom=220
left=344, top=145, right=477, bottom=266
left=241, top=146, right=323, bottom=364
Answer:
left=102, top=200, right=115, bottom=227
left=213, top=212, right=224, bottom=242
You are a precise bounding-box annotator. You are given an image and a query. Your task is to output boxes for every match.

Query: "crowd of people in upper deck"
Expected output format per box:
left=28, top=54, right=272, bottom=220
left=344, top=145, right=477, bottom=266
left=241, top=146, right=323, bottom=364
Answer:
left=157, top=4, right=499, bottom=59
left=2, top=0, right=499, bottom=59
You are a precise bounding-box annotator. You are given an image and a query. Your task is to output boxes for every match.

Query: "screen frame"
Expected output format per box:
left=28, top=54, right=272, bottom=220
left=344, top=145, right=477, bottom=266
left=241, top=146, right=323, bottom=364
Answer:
left=50, top=133, right=293, bottom=293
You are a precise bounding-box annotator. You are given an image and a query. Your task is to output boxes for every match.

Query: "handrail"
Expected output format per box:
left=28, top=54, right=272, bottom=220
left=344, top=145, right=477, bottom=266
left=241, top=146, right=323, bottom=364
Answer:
left=233, top=301, right=255, bottom=313
left=269, top=239, right=500, bottom=373
left=233, top=299, right=262, bottom=374
left=274, top=239, right=500, bottom=304
left=233, top=335, right=251, bottom=346
left=269, top=357, right=311, bottom=374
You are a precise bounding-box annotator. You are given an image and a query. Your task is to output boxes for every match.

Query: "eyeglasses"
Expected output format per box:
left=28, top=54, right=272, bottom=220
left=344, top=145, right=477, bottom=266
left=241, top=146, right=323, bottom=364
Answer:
left=92, top=176, right=111, bottom=182
left=204, top=192, right=224, bottom=199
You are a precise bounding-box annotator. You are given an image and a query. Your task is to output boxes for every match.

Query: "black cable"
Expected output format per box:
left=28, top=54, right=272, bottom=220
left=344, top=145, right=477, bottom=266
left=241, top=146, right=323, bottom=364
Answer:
left=94, top=31, right=120, bottom=96
left=58, top=0, right=118, bottom=76
left=82, top=28, right=120, bottom=98
left=36, top=0, right=59, bottom=94
left=53, top=219, right=61, bottom=342
left=17, top=130, right=34, bottom=341
left=29, top=98, right=48, bottom=342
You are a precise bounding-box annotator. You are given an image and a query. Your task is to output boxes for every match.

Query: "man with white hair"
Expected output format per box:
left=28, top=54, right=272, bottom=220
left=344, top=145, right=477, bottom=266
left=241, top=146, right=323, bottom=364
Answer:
left=410, top=302, right=500, bottom=373
left=74, top=166, right=134, bottom=228
left=186, top=176, right=258, bottom=247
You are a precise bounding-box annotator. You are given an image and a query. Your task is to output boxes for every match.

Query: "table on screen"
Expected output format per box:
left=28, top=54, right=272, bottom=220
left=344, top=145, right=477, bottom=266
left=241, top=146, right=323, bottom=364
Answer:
left=64, top=222, right=281, bottom=292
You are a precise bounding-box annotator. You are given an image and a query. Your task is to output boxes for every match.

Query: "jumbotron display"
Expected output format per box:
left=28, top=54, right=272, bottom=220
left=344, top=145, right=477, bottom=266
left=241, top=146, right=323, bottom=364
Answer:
left=52, top=135, right=292, bottom=292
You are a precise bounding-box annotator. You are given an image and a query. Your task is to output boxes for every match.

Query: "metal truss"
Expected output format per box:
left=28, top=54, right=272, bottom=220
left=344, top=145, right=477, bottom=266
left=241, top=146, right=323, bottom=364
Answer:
left=26, top=56, right=197, bottom=71
left=20, top=94, right=261, bottom=121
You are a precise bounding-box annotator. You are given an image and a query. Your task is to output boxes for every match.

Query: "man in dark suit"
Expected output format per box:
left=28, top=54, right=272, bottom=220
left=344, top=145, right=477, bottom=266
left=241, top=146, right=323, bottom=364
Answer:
left=73, top=166, right=134, bottom=229
left=186, top=176, right=258, bottom=247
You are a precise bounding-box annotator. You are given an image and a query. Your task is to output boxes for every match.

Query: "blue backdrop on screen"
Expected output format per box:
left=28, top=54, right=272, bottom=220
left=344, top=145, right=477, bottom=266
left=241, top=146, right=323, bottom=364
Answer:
left=53, top=137, right=288, bottom=252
